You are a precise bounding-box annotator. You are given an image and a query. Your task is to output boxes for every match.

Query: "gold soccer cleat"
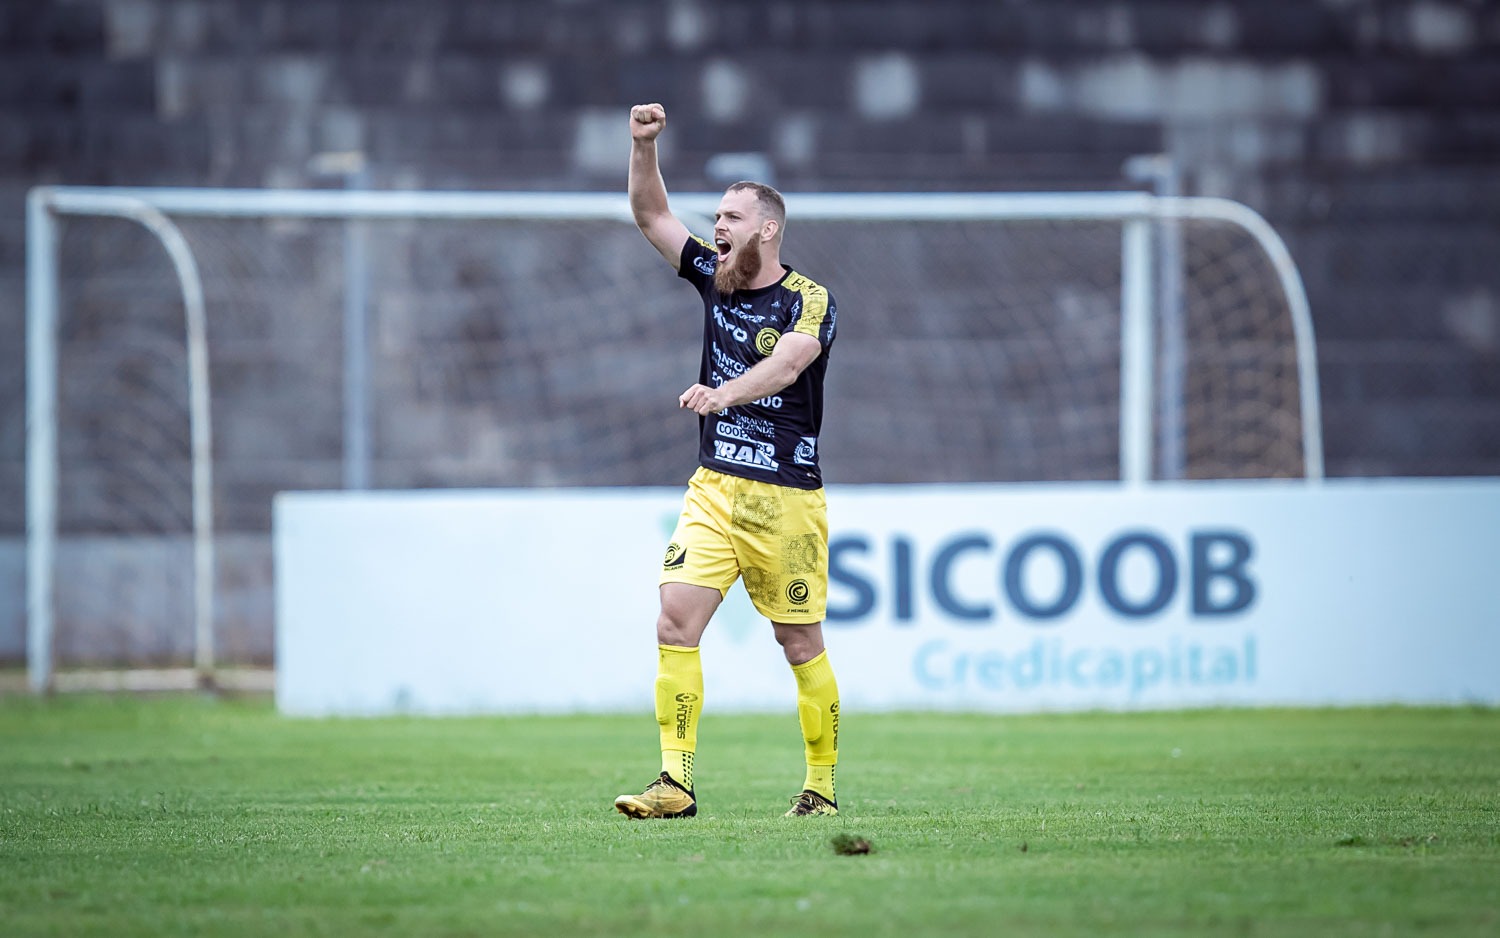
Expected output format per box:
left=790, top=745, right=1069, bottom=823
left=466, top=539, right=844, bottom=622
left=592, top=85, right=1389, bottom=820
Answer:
left=784, top=789, right=838, bottom=817
left=614, top=772, right=697, bottom=819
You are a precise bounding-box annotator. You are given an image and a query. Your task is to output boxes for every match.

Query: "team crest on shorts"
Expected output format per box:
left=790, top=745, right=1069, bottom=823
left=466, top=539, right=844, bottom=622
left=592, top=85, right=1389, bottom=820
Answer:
left=786, top=579, right=811, bottom=604
left=663, top=543, right=687, bottom=568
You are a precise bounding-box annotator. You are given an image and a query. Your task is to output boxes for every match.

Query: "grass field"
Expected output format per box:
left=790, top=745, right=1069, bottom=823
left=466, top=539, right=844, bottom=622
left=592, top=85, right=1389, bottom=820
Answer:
left=1, top=696, right=1496, bottom=937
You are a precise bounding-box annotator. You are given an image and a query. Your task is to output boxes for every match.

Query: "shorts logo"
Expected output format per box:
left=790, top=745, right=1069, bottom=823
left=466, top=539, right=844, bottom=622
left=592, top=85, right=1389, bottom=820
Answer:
left=674, top=692, right=699, bottom=702
left=786, top=579, right=811, bottom=604
left=663, top=543, right=687, bottom=568
left=755, top=327, right=780, bottom=356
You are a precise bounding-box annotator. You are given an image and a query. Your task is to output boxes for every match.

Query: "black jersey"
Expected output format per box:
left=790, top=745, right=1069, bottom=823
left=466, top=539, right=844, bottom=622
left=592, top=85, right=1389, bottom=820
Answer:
left=677, top=235, right=837, bottom=490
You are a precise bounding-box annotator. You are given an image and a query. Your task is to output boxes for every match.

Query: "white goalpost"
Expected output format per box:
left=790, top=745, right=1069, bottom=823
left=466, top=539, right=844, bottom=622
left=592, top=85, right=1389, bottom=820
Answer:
left=24, top=186, right=1323, bottom=694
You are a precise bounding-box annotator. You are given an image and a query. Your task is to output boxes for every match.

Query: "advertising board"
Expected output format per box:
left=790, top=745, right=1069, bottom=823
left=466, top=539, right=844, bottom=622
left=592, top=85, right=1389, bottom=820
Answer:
left=275, top=480, right=1500, bottom=715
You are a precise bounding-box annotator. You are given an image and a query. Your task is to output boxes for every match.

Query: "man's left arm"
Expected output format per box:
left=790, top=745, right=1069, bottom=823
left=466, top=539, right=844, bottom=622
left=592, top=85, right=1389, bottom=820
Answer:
left=678, top=333, right=822, bottom=416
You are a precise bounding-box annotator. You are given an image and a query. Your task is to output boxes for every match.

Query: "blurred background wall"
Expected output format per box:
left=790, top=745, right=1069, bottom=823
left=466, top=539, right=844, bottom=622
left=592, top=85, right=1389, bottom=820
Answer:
left=1, top=0, right=1498, bottom=668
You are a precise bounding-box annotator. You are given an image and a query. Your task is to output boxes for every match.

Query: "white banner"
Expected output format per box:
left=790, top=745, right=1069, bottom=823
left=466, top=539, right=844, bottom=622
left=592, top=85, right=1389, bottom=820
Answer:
left=274, top=480, right=1500, bottom=715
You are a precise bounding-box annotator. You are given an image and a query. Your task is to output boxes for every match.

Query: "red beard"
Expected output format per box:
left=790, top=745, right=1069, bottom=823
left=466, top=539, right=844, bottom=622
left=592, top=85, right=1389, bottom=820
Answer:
left=713, top=244, right=763, bottom=294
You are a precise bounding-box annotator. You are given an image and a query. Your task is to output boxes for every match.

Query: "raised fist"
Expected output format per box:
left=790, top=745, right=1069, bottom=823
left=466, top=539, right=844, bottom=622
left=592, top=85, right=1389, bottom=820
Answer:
left=630, top=103, right=666, bottom=141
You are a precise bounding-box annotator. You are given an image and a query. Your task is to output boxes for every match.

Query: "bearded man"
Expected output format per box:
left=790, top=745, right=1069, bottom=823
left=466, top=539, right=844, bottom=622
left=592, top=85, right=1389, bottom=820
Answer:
left=613, top=102, right=843, bottom=820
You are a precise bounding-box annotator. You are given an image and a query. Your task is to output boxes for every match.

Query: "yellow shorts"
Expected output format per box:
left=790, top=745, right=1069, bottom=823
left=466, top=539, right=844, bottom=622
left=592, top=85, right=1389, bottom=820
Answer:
left=660, top=467, right=829, bottom=624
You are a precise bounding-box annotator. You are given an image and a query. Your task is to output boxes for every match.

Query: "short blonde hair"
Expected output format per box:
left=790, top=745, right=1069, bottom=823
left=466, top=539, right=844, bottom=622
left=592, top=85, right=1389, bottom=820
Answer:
left=725, top=180, right=786, bottom=231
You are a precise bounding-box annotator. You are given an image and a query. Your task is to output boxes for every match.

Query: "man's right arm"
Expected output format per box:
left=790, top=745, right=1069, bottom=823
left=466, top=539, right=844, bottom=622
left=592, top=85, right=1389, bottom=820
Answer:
left=628, top=103, right=691, bottom=268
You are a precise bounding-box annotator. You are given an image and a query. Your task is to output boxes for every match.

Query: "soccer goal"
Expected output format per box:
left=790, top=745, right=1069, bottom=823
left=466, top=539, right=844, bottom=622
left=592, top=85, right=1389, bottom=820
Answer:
left=23, top=186, right=1322, bottom=693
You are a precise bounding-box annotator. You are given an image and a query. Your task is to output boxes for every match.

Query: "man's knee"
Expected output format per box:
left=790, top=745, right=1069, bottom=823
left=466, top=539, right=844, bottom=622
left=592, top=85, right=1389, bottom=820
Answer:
left=773, top=622, right=825, bottom=664
left=656, top=583, right=720, bottom=646
left=656, top=608, right=698, bottom=646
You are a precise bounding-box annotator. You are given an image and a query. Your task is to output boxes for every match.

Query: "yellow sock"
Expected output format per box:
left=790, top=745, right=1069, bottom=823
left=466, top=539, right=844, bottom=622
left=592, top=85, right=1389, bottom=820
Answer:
left=655, top=644, right=702, bottom=791
left=791, top=650, right=839, bottom=802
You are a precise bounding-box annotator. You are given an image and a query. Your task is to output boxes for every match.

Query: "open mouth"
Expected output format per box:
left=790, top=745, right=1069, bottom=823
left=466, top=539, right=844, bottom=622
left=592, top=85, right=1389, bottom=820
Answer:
left=715, top=237, right=731, bottom=261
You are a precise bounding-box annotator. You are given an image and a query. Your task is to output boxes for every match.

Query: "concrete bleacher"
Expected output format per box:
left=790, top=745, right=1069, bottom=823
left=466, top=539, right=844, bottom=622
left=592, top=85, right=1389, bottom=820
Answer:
left=1, top=0, right=1497, bottom=666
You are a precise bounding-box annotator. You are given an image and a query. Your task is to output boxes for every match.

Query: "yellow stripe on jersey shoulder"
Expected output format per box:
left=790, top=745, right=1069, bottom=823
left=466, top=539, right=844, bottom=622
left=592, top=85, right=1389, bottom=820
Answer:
left=781, top=271, right=831, bottom=336
left=691, top=234, right=715, bottom=251
left=781, top=271, right=825, bottom=294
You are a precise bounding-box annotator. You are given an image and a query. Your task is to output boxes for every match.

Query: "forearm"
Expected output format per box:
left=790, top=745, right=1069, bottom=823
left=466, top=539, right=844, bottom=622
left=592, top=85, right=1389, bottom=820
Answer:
left=628, top=139, right=670, bottom=228
left=681, top=333, right=822, bottom=415
left=712, top=356, right=803, bottom=409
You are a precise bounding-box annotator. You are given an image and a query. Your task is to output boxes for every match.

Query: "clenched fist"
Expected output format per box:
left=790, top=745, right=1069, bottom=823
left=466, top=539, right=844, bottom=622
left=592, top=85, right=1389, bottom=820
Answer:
left=630, top=103, right=666, bottom=141
left=679, top=383, right=727, bottom=416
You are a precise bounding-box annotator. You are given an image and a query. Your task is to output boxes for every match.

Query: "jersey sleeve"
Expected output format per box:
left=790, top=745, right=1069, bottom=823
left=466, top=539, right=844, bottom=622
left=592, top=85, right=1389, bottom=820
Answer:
left=677, top=235, right=718, bottom=292
left=783, top=274, right=837, bottom=349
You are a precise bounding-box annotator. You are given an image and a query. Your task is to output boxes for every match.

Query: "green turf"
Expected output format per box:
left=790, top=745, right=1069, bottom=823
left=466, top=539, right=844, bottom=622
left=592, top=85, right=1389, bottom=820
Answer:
left=0, top=696, right=1496, bottom=937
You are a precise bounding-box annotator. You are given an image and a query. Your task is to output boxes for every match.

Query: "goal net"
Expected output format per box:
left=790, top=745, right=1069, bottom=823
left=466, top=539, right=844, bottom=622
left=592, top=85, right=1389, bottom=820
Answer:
left=25, top=188, right=1320, bottom=688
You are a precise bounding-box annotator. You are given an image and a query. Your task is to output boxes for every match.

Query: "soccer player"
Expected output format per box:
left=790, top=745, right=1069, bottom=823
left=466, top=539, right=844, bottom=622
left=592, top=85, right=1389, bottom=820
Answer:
left=613, top=102, right=841, bottom=819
